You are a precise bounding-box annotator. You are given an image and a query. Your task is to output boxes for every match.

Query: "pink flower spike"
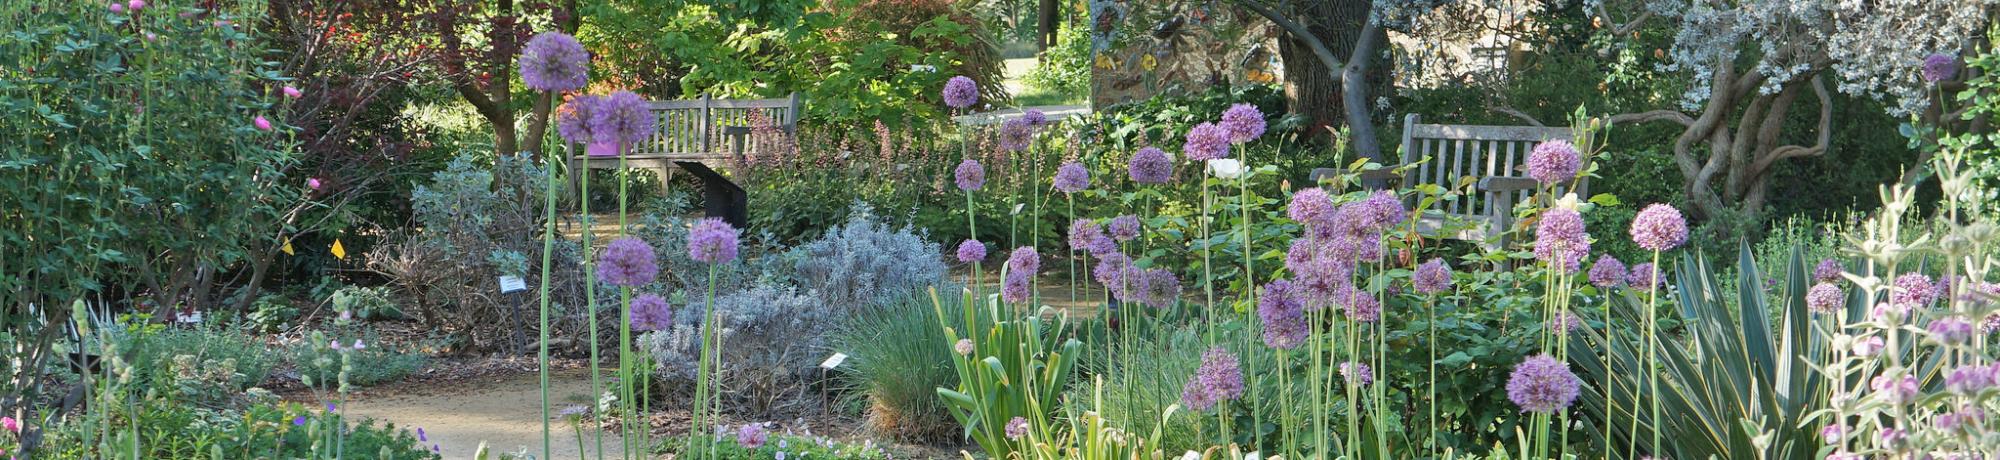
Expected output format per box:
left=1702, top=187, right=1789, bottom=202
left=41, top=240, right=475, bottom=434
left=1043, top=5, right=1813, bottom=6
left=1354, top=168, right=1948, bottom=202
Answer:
left=284, top=86, right=303, bottom=99
left=253, top=116, right=273, bottom=131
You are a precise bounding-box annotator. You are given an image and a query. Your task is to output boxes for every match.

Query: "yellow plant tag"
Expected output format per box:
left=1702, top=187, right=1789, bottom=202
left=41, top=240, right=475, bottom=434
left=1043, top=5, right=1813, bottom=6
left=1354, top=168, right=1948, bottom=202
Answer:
left=331, top=239, right=347, bottom=260
left=281, top=240, right=295, bottom=256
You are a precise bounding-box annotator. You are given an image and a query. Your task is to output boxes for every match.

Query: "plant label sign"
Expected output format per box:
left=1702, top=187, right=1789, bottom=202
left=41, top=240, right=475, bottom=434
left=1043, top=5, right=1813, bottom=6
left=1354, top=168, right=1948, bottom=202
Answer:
left=498, top=275, right=527, bottom=293
left=819, top=352, right=848, bottom=370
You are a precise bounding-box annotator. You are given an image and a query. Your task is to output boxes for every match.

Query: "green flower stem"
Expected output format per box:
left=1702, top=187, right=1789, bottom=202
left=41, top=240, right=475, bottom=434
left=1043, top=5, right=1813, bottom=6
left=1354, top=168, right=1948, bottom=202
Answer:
left=539, top=148, right=558, bottom=460
left=1647, top=250, right=1662, bottom=454
left=616, top=152, right=638, bottom=458
left=579, top=155, right=604, bottom=460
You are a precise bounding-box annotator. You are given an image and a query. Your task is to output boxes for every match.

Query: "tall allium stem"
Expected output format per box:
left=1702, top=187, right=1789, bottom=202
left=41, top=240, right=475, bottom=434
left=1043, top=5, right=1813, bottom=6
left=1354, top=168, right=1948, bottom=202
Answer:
left=1067, top=197, right=1076, bottom=303
left=1647, top=250, right=1661, bottom=454
left=1426, top=293, right=1438, bottom=458
left=538, top=150, right=559, bottom=460
left=579, top=156, right=604, bottom=460
left=616, top=153, right=638, bottom=458
left=1201, top=176, right=1214, bottom=347
left=690, top=265, right=719, bottom=460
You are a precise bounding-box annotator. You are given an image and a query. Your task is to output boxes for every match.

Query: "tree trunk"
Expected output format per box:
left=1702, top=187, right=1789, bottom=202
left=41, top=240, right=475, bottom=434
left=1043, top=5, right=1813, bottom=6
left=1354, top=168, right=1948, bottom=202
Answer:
left=1277, top=0, right=1370, bottom=134
left=1038, top=0, right=1059, bottom=51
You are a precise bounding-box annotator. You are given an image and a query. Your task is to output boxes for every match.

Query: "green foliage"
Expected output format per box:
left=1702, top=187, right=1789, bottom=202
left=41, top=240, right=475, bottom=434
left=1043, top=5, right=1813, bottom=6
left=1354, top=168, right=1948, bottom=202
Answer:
left=1571, top=246, right=1832, bottom=460
left=830, top=291, right=966, bottom=442
left=114, top=320, right=280, bottom=405
left=1023, top=20, right=1091, bottom=102
left=671, top=430, right=888, bottom=459
left=331, top=286, right=405, bottom=321
left=40, top=397, right=440, bottom=459
left=290, top=328, right=431, bottom=388
left=936, top=292, right=1082, bottom=459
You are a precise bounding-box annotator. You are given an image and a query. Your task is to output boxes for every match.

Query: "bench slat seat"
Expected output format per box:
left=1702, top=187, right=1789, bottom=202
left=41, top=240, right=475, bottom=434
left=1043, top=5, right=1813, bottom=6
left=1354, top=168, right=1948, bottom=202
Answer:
left=1314, top=114, right=1579, bottom=249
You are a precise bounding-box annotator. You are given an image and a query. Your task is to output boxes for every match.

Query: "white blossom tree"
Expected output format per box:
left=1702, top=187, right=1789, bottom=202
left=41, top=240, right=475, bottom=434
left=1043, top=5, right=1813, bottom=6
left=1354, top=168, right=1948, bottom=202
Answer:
left=1593, top=0, right=1994, bottom=219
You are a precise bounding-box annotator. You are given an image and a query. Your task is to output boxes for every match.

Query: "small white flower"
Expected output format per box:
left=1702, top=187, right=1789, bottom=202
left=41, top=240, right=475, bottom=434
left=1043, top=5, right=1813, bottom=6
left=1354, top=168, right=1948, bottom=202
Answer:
left=1206, top=158, right=1244, bottom=179
left=909, top=64, right=937, bottom=72
left=1552, top=192, right=1583, bottom=211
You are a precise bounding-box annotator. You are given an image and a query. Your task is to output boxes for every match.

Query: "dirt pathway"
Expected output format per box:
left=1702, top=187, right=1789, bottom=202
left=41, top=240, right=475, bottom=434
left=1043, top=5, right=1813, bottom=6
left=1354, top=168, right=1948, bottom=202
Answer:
left=343, top=369, right=629, bottom=459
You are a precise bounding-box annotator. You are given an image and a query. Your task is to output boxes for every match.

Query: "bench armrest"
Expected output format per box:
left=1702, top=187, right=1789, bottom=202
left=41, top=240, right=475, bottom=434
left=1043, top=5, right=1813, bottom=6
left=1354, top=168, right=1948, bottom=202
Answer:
left=1476, top=176, right=1538, bottom=192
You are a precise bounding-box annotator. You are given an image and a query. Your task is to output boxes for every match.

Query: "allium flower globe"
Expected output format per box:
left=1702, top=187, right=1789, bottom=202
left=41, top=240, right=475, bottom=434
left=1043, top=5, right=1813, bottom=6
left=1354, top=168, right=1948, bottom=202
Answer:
left=1336, top=287, right=1380, bottom=322
left=596, top=237, right=659, bottom=287
left=1890, top=273, right=1938, bottom=308
left=1351, top=190, right=1406, bottom=231
left=1814, top=258, right=1844, bottom=283
left=737, top=423, right=768, bottom=449
left=1287, top=188, right=1336, bottom=227
left=1107, top=215, right=1141, bottom=241
left=1068, top=219, right=1116, bottom=256
left=998, top=118, right=1033, bottom=152
left=1506, top=354, right=1580, bottom=414
left=955, top=239, right=986, bottom=263
left=1093, top=252, right=1132, bottom=288
left=1412, top=258, right=1452, bottom=294
left=1340, top=361, right=1373, bottom=386
left=954, top=338, right=974, bottom=356
left=1629, top=204, right=1689, bottom=252
left=954, top=159, right=986, bottom=191
left=1533, top=208, right=1590, bottom=273
left=1179, top=347, right=1245, bottom=411
left=1219, top=103, right=1265, bottom=144
left=1588, top=255, right=1627, bottom=288
left=1257, top=280, right=1307, bottom=349
left=1923, top=53, right=1961, bottom=83
left=1001, top=270, right=1032, bottom=303
left=1052, top=162, right=1090, bottom=193
left=518, top=32, right=590, bottom=92
left=1526, top=140, right=1581, bottom=185
left=1022, top=109, right=1049, bottom=128
left=1627, top=262, right=1660, bottom=290
left=629, top=293, right=672, bottom=331
left=557, top=94, right=605, bottom=145
left=1135, top=268, right=1182, bottom=309
left=1182, top=122, right=1231, bottom=161
left=591, top=90, right=656, bottom=151
left=1005, top=416, right=1030, bottom=440
left=1006, top=246, right=1040, bottom=274
left=1128, top=147, right=1174, bottom=184
left=687, top=218, right=740, bottom=264
left=942, top=76, right=979, bottom=109
left=1807, top=283, right=1844, bottom=313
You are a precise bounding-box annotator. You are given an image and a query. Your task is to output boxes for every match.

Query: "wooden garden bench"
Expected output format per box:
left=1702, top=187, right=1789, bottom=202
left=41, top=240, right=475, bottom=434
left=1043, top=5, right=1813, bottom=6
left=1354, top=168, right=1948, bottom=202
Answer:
left=566, top=93, right=802, bottom=227
left=1314, top=114, right=1580, bottom=248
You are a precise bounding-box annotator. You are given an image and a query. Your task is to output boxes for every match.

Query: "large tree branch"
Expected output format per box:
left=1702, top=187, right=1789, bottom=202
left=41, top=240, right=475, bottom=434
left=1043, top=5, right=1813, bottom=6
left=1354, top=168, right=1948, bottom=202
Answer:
left=1234, top=0, right=1345, bottom=84
left=1341, top=19, right=1385, bottom=163
left=1605, top=110, right=1694, bottom=127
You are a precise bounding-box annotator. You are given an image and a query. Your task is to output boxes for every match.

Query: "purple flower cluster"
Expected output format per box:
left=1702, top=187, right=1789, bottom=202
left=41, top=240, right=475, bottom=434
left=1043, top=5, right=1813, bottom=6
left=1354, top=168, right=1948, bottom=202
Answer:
left=1336, top=287, right=1380, bottom=322
left=1340, top=361, right=1374, bottom=386
left=1068, top=219, right=1117, bottom=256
left=1945, top=364, right=1998, bottom=395
left=1629, top=204, right=1688, bottom=252
left=1219, top=103, right=1266, bottom=144
left=1934, top=405, right=1987, bottom=434
left=1258, top=280, right=1308, bottom=349
left=1923, top=53, right=1961, bottom=83
left=1133, top=268, right=1182, bottom=309
left=1627, top=262, right=1660, bottom=290
left=629, top=293, right=672, bottom=331
left=1092, top=252, right=1132, bottom=289
left=1351, top=191, right=1407, bottom=230
left=1550, top=311, right=1583, bottom=333
left=954, top=338, right=975, bottom=356
left=1182, top=122, right=1231, bottom=161
left=737, top=423, right=768, bottom=449
left=688, top=218, right=740, bottom=264
left=1588, top=255, right=1627, bottom=288
left=1870, top=374, right=1919, bottom=404
left=1107, top=215, right=1140, bottom=241
left=1129, top=147, right=1175, bottom=184
left=597, top=237, right=659, bottom=287
left=942, top=76, right=979, bottom=109
left=1005, top=416, right=1030, bottom=440
left=1506, top=354, right=1580, bottom=414
left=1002, top=247, right=1039, bottom=303
left=1179, top=347, right=1245, bottom=412
left=955, top=159, right=985, bottom=191
left=1022, top=109, right=1050, bottom=128
left=1928, top=316, right=1976, bottom=345
left=1052, top=162, right=1090, bottom=194
left=1814, top=258, right=1844, bottom=283
left=1526, top=140, right=1581, bottom=185
left=956, top=239, right=986, bottom=263
left=1412, top=258, right=1452, bottom=294
left=1287, top=188, right=1336, bottom=227
left=998, top=118, right=1033, bottom=152
left=518, top=32, right=589, bottom=93
left=1533, top=208, right=1590, bottom=273
left=557, top=94, right=605, bottom=145
left=1807, top=282, right=1844, bottom=313
left=1890, top=273, right=1938, bottom=308
left=591, top=90, right=656, bottom=151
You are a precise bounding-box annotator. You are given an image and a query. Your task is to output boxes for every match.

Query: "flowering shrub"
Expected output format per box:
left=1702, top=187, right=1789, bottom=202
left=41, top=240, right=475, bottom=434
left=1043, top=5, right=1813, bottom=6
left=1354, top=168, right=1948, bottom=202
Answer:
left=642, top=281, right=832, bottom=415
left=785, top=202, right=949, bottom=309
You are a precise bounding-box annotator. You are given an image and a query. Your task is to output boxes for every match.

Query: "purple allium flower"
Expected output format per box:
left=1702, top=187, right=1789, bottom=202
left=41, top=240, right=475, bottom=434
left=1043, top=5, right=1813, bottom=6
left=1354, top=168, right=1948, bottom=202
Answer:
left=1852, top=335, right=1885, bottom=357
left=1052, top=162, right=1090, bottom=194
left=1258, top=280, right=1308, bottom=349
left=1627, top=262, right=1659, bottom=290
left=518, top=32, right=590, bottom=92
left=954, top=159, right=985, bottom=191
left=1928, top=316, right=1976, bottom=345
left=1986, top=312, right=2000, bottom=334
left=630, top=293, right=671, bottom=331
left=942, top=76, right=979, bottom=109
left=591, top=90, right=655, bottom=150
left=1945, top=364, right=1995, bottom=395
left=1336, top=286, right=1380, bottom=322
left=1219, top=103, right=1266, bottom=144
left=1506, top=354, right=1580, bottom=414
left=1350, top=191, right=1407, bottom=231
left=1106, top=215, right=1140, bottom=241
left=737, top=423, right=768, bottom=449
left=557, top=94, right=605, bottom=145
left=687, top=218, right=740, bottom=264
left=998, top=118, right=1033, bottom=152
left=1933, top=276, right=1955, bottom=302
left=1093, top=252, right=1132, bottom=289
left=1814, top=258, right=1843, bottom=283
left=956, top=239, right=986, bottom=263
left=1001, top=270, right=1032, bottom=303
left=1413, top=258, right=1452, bottom=294
left=1022, top=109, right=1049, bottom=128
left=1004, top=416, right=1029, bottom=440
left=1533, top=208, right=1590, bottom=273
left=1630, top=204, right=1689, bottom=252
left=1890, top=273, right=1938, bottom=308
left=1182, top=122, right=1231, bottom=161
left=953, top=338, right=974, bottom=356
left=1550, top=311, right=1583, bottom=333
left=1923, top=53, right=1961, bottom=83
left=1870, top=374, right=1919, bottom=404
left=1588, top=255, right=1627, bottom=288
left=1807, top=283, right=1844, bottom=313
left=1135, top=268, right=1182, bottom=309
left=596, top=237, right=659, bottom=287
left=1527, top=140, right=1582, bottom=185
left=1287, top=188, right=1336, bottom=228
left=1179, top=347, right=1245, bottom=411
left=1128, top=147, right=1174, bottom=184
left=1068, top=219, right=1117, bottom=256
left=1339, top=361, right=1373, bottom=386
left=1006, top=246, right=1040, bottom=275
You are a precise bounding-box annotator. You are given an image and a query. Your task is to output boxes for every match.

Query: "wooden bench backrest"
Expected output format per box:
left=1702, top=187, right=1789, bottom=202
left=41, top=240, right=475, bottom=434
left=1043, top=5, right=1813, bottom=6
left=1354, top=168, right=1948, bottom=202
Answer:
left=572, top=93, right=802, bottom=160
left=1398, top=113, right=1580, bottom=218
